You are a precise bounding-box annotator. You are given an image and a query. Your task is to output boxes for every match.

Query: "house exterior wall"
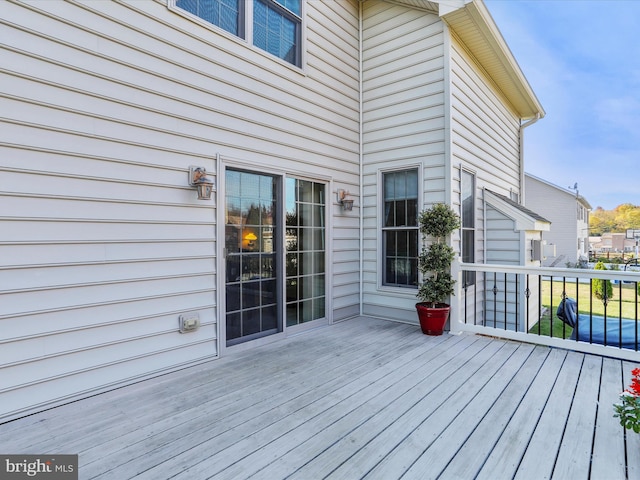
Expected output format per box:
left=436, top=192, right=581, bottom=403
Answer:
left=449, top=35, right=523, bottom=265
left=360, top=0, right=446, bottom=322
left=359, top=3, right=529, bottom=324
left=525, top=175, right=588, bottom=266
left=0, top=0, right=360, bottom=421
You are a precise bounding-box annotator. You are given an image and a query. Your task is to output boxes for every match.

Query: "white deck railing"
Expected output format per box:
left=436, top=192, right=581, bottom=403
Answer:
left=450, top=260, right=640, bottom=361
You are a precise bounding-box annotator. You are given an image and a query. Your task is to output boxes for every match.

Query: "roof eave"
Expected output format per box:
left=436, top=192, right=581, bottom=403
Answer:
left=440, top=0, right=545, bottom=120
left=486, top=190, right=551, bottom=232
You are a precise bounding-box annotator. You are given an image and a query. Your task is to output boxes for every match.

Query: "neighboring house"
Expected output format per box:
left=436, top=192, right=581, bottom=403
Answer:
left=525, top=173, right=592, bottom=267
left=0, top=0, right=544, bottom=421
left=590, top=233, right=636, bottom=255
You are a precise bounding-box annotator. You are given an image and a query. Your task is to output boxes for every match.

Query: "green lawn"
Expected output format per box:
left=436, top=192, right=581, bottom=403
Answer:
left=528, top=279, right=640, bottom=339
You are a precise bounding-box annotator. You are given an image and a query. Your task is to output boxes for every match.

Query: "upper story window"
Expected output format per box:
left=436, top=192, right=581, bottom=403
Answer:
left=174, top=0, right=302, bottom=67
left=176, top=0, right=243, bottom=36
left=254, top=0, right=301, bottom=66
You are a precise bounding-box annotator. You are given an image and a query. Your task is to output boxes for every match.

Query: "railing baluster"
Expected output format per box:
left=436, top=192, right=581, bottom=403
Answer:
left=492, top=272, right=498, bottom=328
left=504, top=273, right=508, bottom=330
left=633, top=282, right=638, bottom=352
left=603, top=288, right=608, bottom=347
left=550, top=275, right=554, bottom=337
left=562, top=277, right=567, bottom=339
left=537, top=274, right=542, bottom=335
left=619, top=279, right=623, bottom=349
left=463, top=277, right=468, bottom=326
left=575, top=276, right=579, bottom=342
left=515, top=274, right=519, bottom=333
left=589, top=279, right=594, bottom=344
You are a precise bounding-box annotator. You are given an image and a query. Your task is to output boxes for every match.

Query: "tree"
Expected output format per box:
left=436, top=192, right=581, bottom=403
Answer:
left=590, top=204, right=640, bottom=235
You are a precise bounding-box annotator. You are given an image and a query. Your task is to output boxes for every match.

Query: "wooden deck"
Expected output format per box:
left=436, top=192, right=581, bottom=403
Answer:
left=2, top=316, right=640, bottom=479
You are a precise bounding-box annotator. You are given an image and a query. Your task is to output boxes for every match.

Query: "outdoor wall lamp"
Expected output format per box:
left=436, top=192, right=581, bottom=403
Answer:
left=244, top=232, right=257, bottom=248
left=337, top=189, right=354, bottom=211
left=189, top=166, right=214, bottom=200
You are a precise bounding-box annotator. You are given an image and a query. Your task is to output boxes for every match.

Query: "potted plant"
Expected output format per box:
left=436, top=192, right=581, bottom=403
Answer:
left=416, top=203, right=460, bottom=335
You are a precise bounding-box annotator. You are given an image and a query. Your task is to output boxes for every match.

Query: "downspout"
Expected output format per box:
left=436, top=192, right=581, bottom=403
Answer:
left=519, top=113, right=540, bottom=205
left=359, top=0, right=364, bottom=316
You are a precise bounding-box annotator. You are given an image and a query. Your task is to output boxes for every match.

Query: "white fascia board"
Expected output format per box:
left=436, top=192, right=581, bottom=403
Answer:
left=436, top=0, right=468, bottom=16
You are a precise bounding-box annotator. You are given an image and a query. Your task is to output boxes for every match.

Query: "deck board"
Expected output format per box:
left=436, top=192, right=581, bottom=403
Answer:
left=408, top=348, right=546, bottom=479
left=591, top=357, right=627, bottom=480
left=552, top=354, right=601, bottom=480
left=1, top=316, right=638, bottom=480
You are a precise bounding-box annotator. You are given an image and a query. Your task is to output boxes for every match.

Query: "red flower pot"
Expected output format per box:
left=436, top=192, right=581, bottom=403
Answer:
left=415, top=303, right=450, bottom=335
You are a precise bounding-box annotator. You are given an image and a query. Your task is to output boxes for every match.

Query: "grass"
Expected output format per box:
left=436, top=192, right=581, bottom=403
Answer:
left=528, top=279, right=640, bottom=339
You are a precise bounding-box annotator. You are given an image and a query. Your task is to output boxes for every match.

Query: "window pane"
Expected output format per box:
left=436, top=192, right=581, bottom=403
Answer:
left=407, top=198, right=418, bottom=227
left=395, top=200, right=406, bottom=227
left=461, top=171, right=474, bottom=228
left=394, top=172, right=406, bottom=199
left=407, top=169, right=418, bottom=197
left=385, top=231, right=396, bottom=257
left=384, top=201, right=395, bottom=227
left=276, top=0, right=301, bottom=15
left=262, top=305, right=277, bottom=330
left=298, top=180, right=313, bottom=202
left=397, top=230, right=408, bottom=256
left=462, top=229, right=474, bottom=263
left=253, top=0, right=300, bottom=66
left=384, top=173, right=395, bottom=201
left=177, top=0, right=239, bottom=36
left=286, top=303, right=298, bottom=327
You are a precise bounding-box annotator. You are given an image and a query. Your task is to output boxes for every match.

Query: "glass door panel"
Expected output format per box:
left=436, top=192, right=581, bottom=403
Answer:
left=285, top=178, right=326, bottom=327
left=225, top=169, right=281, bottom=346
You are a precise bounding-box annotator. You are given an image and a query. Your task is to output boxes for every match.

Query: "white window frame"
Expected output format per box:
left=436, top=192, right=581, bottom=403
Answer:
left=379, top=167, right=421, bottom=290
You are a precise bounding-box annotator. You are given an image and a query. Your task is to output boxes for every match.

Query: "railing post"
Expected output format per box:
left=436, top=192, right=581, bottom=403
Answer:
left=450, top=257, right=463, bottom=335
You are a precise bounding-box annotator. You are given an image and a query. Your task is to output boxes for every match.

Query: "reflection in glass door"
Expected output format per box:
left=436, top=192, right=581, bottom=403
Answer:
left=285, top=179, right=326, bottom=326
left=225, top=170, right=280, bottom=346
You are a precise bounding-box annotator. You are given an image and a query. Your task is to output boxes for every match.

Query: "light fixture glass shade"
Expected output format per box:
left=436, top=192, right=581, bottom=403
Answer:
left=189, top=166, right=214, bottom=200
left=196, top=182, right=213, bottom=200
left=341, top=199, right=354, bottom=211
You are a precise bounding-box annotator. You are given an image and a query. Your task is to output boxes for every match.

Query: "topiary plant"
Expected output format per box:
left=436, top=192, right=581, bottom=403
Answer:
left=592, top=261, right=613, bottom=304
left=417, top=203, right=460, bottom=307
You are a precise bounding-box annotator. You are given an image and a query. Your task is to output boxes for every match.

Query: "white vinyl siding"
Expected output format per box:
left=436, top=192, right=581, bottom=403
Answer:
left=0, top=0, right=359, bottom=421
left=525, top=175, right=586, bottom=266
left=449, top=36, right=522, bottom=202
left=360, top=0, right=445, bottom=322
left=484, top=205, right=521, bottom=331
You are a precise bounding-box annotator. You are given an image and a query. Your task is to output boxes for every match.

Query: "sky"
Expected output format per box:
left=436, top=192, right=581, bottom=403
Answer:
left=484, top=0, right=640, bottom=210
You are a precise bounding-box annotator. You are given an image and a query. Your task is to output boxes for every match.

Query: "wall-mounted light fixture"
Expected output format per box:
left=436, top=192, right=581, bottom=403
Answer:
left=189, top=166, right=214, bottom=200
left=244, top=232, right=257, bottom=248
left=337, top=189, right=354, bottom=211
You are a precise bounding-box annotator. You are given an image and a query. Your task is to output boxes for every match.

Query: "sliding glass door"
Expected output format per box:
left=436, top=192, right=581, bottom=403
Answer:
left=225, top=170, right=281, bottom=346
left=224, top=170, right=326, bottom=345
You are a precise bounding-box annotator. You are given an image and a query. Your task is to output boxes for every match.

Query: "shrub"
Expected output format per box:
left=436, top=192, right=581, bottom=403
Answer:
left=592, top=261, right=613, bottom=304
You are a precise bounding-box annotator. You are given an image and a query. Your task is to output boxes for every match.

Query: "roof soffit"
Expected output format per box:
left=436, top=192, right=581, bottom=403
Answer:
left=383, top=0, right=441, bottom=13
